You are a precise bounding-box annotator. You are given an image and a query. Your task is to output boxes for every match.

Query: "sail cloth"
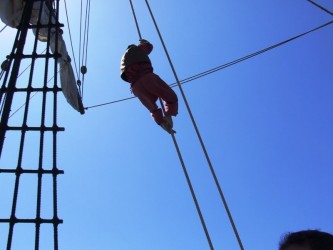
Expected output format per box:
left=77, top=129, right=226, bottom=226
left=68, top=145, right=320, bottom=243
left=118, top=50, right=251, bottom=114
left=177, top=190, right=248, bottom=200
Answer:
left=0, top=0, right=24, bottom=28
left=0, top=0, right=84, bottom=114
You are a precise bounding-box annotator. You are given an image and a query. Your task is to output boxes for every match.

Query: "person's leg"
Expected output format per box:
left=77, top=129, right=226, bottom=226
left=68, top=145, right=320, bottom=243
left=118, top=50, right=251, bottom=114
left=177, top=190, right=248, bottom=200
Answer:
left=131, top=76, right=163, bottom=124
left=142, top=73, right=178, bottom=116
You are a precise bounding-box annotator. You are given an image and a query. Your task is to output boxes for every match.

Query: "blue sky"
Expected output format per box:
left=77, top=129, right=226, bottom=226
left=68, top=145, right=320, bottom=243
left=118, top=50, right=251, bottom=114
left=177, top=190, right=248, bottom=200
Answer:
left=0, top=0, right=333, bottom=249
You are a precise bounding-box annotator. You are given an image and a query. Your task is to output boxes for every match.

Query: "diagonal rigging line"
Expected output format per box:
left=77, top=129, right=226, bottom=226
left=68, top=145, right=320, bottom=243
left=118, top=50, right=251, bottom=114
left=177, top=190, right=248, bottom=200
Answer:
left=170, top=19, right=333, bottom=88
left=307, top=0, right=333, bottom=16
left=84, top=19, right=333, bottom=111
left=0, top=25, right=7, bottom=33
left=130, top=1, right=214, bottom=248
left=144, top=0, right=243, bottom=248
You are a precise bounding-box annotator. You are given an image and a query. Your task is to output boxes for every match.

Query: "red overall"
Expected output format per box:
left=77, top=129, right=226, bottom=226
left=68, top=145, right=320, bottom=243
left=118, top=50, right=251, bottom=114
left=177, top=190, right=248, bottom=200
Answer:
left=120, top=40, right=178, bottom=125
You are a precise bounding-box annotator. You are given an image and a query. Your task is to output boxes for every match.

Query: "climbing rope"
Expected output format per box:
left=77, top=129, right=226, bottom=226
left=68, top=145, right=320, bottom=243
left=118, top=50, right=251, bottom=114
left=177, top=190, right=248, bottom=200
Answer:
left=0, top=59, right=11, bottom=116
left=0, top=48, right=59, bottom=119
left=129, top=0, right=214, bottom=249
left=129, top=0, right=142, bottom=40
left=144, top=0, right=244, bottom=249
left=0, top=1, right=64, bottom=248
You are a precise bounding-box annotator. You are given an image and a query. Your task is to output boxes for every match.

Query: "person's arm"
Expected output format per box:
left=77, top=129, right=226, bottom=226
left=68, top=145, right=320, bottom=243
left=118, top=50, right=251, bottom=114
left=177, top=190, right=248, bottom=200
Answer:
left=138, top=39, right=153, bottom=54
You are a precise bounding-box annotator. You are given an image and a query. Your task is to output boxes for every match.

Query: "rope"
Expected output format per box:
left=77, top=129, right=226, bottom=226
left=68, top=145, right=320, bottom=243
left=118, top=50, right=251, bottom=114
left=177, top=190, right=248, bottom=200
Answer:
left=129, top=0, right=142, bottom=40
left=6, top=70, right=61, bottom=119
left=170, top=20, right=333, bottom=87
left=2, top=1, right=35, bottom=247
left=80, top=0, right=91, bottom=98
left=144, top=0, right=245, bottom=249
left=63, top=0, right=79, bottom=78
left=1, top=48, right=52, bottom=119
left=307, top=0, right=333, bottom=16
left=129, top=1, right=214, bottom=249
left=78, top=0, right=83, bottom=81
left=84, top=19, right=333, bottom=111
left=0, top=25, right=8, bottom=33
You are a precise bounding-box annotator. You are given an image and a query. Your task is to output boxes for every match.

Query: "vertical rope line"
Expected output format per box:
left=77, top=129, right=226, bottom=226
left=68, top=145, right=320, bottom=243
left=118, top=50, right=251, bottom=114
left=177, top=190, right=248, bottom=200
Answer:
left=80, top=0, right=91, bottom=98
left=0, top=0, right=31, bottom=156
left=35, top=1, right=50, bottom=249
left=78, top=0, right=83, bottom=80
left=129, top=1, right=214, bottom=249
left=53, top=1, right=61, bottom=249
left=129, top=0, right=142, bottom=40
left=83, top=0, right=91, bottom=68
left=144, top=1, right=244, bottom=249
left=4, top=1, right=35, bottom=248
left=0, top=65, right=9, bottom=113
left=81, top=0, right=88, bottom=67
left=63, top=0, right=79, bottom=78
left=0, top=90, right=6, bottom=117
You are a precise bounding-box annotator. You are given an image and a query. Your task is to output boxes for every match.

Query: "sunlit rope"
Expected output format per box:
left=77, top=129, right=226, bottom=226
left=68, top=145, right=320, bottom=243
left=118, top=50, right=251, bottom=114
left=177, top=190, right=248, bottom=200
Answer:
left=129, top=1, right=214, bottom=249
left=170, top=20, right=333, bottom=87
left=129, top=0, right=142, bottom=40
left=145, top=0, right=244, bottom=249
left=84, top=18, right=333, bottom=111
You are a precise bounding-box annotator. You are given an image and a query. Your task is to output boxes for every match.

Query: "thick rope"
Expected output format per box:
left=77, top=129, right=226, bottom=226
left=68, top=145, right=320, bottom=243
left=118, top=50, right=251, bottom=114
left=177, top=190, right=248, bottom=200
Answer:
left=129, top=1, right=214, bottom=249
left=2, top=1, right=35, bottom=247
left=144, top=0, right=244, bottom=249
left=129, top=0, right=142, bottom=40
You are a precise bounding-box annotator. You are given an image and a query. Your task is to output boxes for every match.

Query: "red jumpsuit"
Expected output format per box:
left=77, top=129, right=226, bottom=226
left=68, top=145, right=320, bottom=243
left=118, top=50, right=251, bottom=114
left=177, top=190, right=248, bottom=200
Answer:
left=120, top=40, right=178, bottom=125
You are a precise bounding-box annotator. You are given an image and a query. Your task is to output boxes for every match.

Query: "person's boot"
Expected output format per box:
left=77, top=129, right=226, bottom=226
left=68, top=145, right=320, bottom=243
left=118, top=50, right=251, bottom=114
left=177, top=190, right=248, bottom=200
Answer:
left=163, top=115, right=173, bottom=128
left=160, top=120, right=175, bottom=134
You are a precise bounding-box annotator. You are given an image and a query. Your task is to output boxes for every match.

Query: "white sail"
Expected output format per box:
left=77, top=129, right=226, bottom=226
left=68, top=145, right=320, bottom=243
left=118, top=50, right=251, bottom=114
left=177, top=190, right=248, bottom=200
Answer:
left=0, top=0, right=24, bottom=28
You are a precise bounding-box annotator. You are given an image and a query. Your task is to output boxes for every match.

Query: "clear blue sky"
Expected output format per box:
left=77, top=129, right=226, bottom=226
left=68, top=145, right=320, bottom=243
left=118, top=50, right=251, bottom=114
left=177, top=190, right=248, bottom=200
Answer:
left=0, top=0, right=332, bottom=249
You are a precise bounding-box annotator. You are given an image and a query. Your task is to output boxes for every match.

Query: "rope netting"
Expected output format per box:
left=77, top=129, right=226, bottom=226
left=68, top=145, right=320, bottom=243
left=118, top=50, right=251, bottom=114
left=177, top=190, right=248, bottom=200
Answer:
left=0, top=1, right=64, bottom=249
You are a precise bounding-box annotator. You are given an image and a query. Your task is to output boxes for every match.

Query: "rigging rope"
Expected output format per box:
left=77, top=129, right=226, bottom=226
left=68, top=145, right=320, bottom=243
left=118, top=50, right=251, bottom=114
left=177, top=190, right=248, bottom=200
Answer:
left=129, top=1, right=214, bottom=249
left=1, top=48, right=58, bottom=119
left=170, top=20, right=333, bottom=87
left=80, top=0, right=91, bottom=98
left=78, top=0, right=83, bottom=80
left=144, top=0, right=244, bottom=249
left=63, top=0, right=79, bottom=78
left=84, top=19, right=333, bottom=111
left=129, top=0, right=142, bottom=40
left=307, top=0, right=333, bottom=16
left=0, top=25, right=8, bottom=33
